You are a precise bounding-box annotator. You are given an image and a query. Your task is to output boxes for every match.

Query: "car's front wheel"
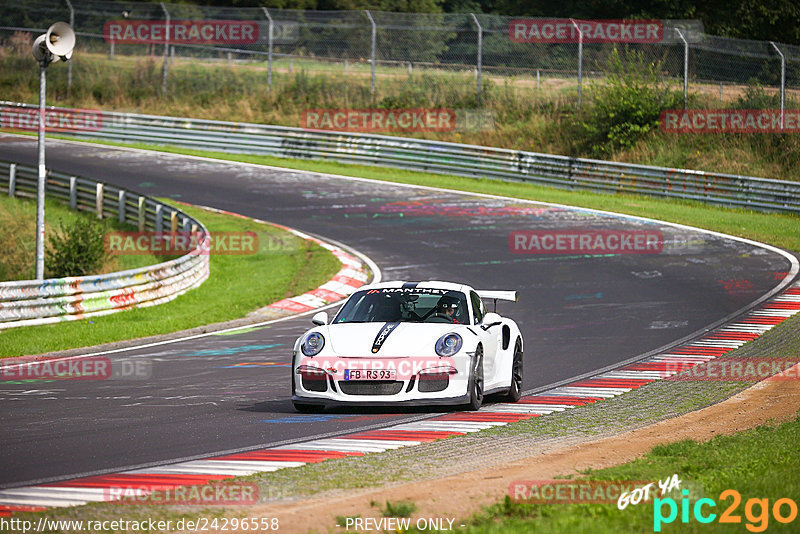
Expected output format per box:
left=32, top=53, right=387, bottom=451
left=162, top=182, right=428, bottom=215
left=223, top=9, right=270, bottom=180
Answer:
left=465, top=346, right=484, bottom=411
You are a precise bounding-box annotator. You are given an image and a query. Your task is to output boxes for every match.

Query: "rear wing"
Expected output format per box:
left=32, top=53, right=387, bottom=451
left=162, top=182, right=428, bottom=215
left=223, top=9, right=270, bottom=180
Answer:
left=477, top=290, right=518, bottom=303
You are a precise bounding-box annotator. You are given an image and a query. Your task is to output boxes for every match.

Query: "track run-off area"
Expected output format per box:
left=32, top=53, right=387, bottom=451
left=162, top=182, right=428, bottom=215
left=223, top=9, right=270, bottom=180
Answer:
left=0, top=135, right=797, bottom=510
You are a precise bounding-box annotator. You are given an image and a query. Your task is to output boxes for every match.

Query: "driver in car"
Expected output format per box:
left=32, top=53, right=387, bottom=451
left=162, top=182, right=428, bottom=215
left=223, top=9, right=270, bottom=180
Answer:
left=436, top=294, right=464, bottom=324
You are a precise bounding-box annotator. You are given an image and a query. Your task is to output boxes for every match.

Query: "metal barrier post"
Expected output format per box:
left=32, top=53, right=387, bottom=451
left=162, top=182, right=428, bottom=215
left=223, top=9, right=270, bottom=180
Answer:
left=470, top=13, right=483, bottom=99
left=365, top=10, right=376, bottom=95
left=170, top=210, right=178, bottom=233
left=262, top=8, right=274, bottom=90
left=770, top=42, right=786, bottom=130
left=8, top=163, right=15, bottom=197
left=138, top=196, right=146, bottom=232
left=96, top=182, right=103, bottom=219
left=118, top=190, right=126, bottom=223
left=569, top=19, right=583, bottom=108
left=675, top=28, right=689, bottom=109
left=69, top=176, right=77, bottom=210
left=160, top=2, right=170, bottom=94
left=155, top=204, right=163, bottom=233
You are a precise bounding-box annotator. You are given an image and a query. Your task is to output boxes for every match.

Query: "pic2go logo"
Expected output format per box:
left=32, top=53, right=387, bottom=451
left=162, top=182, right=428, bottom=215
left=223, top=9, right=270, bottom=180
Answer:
left=654, top=489, right=798, bottom=532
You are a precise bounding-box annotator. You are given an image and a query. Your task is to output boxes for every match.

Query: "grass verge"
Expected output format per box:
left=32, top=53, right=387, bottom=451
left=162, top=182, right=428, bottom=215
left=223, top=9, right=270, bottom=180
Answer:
left=0, top=200, right=342, bottom=357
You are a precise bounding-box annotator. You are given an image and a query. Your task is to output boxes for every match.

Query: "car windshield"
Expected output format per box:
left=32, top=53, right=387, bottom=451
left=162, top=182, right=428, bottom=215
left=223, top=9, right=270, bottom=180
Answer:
left=333, top=288, right=470, bottom=325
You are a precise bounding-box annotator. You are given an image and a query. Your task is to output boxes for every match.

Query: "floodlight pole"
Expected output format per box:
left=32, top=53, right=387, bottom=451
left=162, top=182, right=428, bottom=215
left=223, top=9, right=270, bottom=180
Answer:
left=35, top=59, right=47, bottom=280
left=569, top=18, right=583, bottom=108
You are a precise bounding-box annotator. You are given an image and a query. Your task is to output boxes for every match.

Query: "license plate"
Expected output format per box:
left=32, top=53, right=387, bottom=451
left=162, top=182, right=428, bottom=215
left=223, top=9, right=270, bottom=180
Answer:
left=344, top=369, right=396, bottom=381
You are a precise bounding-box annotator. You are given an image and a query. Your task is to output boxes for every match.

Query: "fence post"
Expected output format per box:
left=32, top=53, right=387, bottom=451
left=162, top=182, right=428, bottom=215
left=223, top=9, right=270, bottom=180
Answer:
left=675, top=28, right=689, bottom=109
left=65, top=0, right=74, bottom=94
left=770, top=42, right=786, bottom=130
left=109, top=40, right=115, bottom=60
left=470, top=13, right=483, bottom=100
left=138, top=196, right=146, bottom=231
left=569, top=19, right=583, bottom=108
left=118, top=190, right=126, bottom=223
left=96, top=183, right=104, bottom=219
left=170, top=210, right=178, bottom=233
left=160, top=2, right=170, bottom=94
left=69, top=176, right=77, bottom=210
left=8, top=163, right=15, bottom=197
left=262, top=8, right=274, bottom=90
left=365, top=10, right=376, bottom=95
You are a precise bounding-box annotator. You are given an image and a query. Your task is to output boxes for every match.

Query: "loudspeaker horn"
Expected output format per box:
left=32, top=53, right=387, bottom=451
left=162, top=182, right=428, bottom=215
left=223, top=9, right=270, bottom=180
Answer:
left=45, top=22, right=75, bottom=62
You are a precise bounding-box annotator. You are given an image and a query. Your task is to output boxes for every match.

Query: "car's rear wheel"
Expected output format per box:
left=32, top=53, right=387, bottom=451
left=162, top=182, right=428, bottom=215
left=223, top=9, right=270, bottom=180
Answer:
left=465, top=346, right=484, bottom=411
left=501, top=339, right=523, bottom=402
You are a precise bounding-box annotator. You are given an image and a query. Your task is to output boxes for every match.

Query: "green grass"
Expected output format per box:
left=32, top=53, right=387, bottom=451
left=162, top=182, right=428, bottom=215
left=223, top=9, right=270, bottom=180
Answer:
left=0, top=194, right=158, bottom=281
left=443, top=414, right=800, bottom=533
left=0, top=201, right=342, bottom=357
left=378, top=500, right=418, bottom=518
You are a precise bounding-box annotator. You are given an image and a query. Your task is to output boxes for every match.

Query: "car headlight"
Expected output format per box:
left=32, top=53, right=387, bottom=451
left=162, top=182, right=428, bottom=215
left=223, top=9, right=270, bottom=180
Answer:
left=435, top=333, right=462, bottom=357
left=301, top=332, right=325, bottom=356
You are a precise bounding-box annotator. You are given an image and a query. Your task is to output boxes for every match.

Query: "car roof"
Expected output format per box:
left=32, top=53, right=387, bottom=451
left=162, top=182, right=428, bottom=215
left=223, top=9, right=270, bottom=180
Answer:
left=357, top=280, right=473, bottom=294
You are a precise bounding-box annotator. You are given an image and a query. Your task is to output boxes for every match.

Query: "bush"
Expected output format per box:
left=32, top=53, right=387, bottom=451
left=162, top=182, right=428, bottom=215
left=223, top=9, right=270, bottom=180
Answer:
left=576, top=47, right=684, bottom=156
left=733, top=82, right=780, bottom=109
left=46, top=216, right=108, bottom=278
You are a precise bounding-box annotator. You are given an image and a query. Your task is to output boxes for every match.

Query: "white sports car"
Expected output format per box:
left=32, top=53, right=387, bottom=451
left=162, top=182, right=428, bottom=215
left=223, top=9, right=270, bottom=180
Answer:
left=291, top=281, right=523, bottom=412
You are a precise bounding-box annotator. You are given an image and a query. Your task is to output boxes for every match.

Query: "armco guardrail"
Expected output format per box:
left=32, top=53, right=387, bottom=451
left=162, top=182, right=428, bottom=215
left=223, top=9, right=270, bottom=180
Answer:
left=2, top=101, right=800, bottom=214
left=0, top=158, right=209, bottom=330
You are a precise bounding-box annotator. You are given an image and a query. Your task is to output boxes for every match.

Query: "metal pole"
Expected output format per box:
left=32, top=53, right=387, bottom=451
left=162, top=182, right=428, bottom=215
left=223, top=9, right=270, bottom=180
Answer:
left=365, top=10, right=376, bottom=95
left=770, top=41, right=786, bottom=130
left=65, top=0, right=74, bottom=94
left=35, top=62, right=47, bottom=280
left=160, top=2, right=170, bottom=94
left=675, top=29, right=688, bottom=109
left=569, top=19, right=582, bottom=108
left=262, top=8, right=274, bottom=90
left=470, top=13, right=482, bottom=99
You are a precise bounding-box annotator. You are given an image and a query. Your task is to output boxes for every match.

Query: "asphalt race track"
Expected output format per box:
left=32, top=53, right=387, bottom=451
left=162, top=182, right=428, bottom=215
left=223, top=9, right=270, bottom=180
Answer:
left=0, top=135, right=794, bottom=488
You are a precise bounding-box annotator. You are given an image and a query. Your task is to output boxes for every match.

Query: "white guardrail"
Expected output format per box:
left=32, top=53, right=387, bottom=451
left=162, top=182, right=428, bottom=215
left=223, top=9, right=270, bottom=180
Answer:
left=2, top=101, right=799, bottom=214
left=0, top=159, right=209, bottom=330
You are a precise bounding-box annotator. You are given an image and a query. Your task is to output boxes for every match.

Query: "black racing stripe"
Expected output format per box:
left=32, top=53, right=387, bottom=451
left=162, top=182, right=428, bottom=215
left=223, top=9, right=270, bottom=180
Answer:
left=371, top=322, right=401, bottom=353
left=401, top=282, right=419, bottom=289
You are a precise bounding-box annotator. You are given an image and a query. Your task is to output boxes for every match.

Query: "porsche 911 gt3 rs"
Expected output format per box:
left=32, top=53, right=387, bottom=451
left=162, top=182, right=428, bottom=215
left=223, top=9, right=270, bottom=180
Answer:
left=291, top=281, right=523, bottom=412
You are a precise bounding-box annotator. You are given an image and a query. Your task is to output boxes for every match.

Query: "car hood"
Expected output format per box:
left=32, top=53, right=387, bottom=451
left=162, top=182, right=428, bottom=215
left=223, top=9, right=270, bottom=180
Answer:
left=323, top=322, right=468, bottom=357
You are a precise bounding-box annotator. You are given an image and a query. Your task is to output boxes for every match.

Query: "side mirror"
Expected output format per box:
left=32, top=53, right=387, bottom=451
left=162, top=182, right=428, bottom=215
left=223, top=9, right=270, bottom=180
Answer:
left=482, top=312, right=502, bottom=329
left=312, top=311, right=328, bottom=326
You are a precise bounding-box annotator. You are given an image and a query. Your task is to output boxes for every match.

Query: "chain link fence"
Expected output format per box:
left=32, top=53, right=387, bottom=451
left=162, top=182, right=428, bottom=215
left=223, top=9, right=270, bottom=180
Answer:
left=0, top=0, right=797, bottom=111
